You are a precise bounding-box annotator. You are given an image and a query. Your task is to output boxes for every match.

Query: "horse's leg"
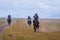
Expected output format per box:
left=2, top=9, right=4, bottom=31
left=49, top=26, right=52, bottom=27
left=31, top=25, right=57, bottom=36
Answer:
left=34, top=25, right=36, bottom=32
left=29, top=23, right=31, bottom=26
left=8, top=22, right=11, bottom=26
left=8, top=23, right=10, bottom=26
left=37, top=25, right=39, bottom=32
left=28, top=21, right=29, bottom=26
left=28, top=21, right=31, bottom=26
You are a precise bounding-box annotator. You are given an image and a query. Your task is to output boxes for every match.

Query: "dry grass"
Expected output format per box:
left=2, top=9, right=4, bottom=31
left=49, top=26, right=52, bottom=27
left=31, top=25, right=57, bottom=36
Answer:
left=2, top=19, right=60, bottom=40
left=0, top=21, right=6, bottom=27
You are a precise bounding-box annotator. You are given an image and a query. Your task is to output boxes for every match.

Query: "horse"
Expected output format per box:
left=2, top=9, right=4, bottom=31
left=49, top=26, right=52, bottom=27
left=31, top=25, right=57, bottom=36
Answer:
left=28, top=20, right=32, bottom=26
left=33, top=19, right=39, bottom=32
left=27, top=16, right=32, bottom=26
left=7, top=15, right=11, bottom=26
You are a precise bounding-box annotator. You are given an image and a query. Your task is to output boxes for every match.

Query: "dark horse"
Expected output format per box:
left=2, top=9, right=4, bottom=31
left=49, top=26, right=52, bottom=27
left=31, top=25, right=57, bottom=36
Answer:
left=27, top=16, right=32, bottom=26
left=33, top=19, right=39, bottom=32
left=7, top=15, right=11, bottom=26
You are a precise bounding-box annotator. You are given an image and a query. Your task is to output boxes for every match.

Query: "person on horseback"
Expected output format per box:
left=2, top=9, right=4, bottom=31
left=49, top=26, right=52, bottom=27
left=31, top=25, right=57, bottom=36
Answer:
left=33, top=13, right=39, bottom=32
left=33, top=13, right=39, bottom=20
left=7, top=15, right=11, bottom=26
left=27, top=16, right=32, bottom=26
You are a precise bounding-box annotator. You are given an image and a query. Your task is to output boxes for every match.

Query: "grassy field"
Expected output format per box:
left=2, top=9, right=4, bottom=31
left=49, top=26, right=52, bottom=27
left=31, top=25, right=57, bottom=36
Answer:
left=0, top=18, right=7, bottom=27
left=2, top=19, right=60, bottom=40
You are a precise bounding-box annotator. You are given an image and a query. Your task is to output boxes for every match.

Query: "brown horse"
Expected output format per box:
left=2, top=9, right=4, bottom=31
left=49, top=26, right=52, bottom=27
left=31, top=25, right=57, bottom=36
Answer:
left=33, top=19, right=39, bottom=32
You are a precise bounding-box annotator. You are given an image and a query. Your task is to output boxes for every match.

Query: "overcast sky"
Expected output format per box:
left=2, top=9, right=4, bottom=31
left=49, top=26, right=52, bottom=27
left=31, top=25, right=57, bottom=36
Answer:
left=0, top=0, right=60, bottom=19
